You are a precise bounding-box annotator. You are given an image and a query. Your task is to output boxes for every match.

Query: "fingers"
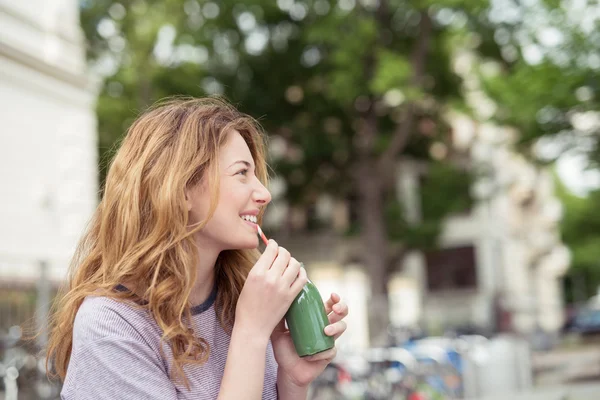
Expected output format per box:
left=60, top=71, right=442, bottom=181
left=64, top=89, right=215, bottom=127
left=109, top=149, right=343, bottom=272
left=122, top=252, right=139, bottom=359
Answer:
left=304, top=346, right=337, bottom=363
left=269, top=246, right=291, bottom=276
left=289, top=264, right=308, bottom=295
left=281, top=258, right=302, bottom=287
left=324, top=320, right=347, bottom=340
left=324, top=292, right=341, bottom=314
left=327, top=301, right=348, bottom=324
left=253, top=240, right=279, bottom=272
left=325, top=298, right=348, bottom=340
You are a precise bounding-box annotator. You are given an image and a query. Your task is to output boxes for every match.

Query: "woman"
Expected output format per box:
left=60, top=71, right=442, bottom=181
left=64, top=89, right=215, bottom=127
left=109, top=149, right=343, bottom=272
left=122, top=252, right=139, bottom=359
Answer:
left=46, top=97, right=348, bottom=399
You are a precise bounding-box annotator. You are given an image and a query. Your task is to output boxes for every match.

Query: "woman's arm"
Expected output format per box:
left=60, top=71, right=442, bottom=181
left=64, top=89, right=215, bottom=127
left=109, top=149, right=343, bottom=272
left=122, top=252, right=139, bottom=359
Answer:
left=276, top=369, right=309, bottom=400
left=217, top=324, right=270, bottom=400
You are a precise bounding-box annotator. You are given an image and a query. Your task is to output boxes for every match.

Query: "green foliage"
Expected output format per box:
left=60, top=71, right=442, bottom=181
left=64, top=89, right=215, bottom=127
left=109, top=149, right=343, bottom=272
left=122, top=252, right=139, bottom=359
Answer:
left=472, top=1, right=600, bottom=160
left=81, top=0, right=479, bottom=270
left=420, top=162, right=473, bottom=220
left=481, top=60, right=590, bottom=150
left=386, top=163, right=473, bottom=249
left=370, top=49, right=412, bottom=95
left=307, top=14, right=379, bottom=105
left=555, top=176, right=600, bottom=301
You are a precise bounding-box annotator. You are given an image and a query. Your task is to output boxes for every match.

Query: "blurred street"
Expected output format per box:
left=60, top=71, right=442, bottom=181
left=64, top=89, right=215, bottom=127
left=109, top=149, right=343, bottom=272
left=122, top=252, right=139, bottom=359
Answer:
left=465, top=383, right=600, bottom=400
left=533, top=344, right=600, bottom=386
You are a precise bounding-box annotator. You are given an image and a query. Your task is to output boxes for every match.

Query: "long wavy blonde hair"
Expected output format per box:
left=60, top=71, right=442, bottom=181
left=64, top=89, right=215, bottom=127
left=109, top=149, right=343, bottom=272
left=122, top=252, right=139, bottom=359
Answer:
left=46, top=97, right=269, bottom=387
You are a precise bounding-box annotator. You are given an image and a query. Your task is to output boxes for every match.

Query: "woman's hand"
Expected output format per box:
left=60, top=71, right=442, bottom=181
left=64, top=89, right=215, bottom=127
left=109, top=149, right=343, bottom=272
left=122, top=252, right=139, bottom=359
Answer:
left=222, top=242, right=306, bottom=400
left=271, top=292, right=349, bottom=389
left=235, top=240, right=307, bottom=341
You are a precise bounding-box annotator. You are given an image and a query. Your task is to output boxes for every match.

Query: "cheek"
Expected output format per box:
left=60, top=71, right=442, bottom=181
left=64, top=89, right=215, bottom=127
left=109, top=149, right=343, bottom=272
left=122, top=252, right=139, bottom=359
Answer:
left=220, top=182, right=249, bottom=206
left=188, top=186, right=212, bottom=221
left=189, top=200, right=208, bottom=223
left=196, top=180, right=251, bottom=223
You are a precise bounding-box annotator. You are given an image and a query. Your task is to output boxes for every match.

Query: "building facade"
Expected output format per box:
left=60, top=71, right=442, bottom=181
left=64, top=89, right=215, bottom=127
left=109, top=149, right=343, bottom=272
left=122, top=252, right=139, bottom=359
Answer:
left=393, top=120, right=569, bottom=337
left=0, top=0, right=97, bottom=288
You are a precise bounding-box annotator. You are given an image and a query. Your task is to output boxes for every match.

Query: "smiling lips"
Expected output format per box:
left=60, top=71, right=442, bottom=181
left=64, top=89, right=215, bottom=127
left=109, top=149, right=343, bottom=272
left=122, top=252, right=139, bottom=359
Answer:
left=241, top=214, right=257, bottom=224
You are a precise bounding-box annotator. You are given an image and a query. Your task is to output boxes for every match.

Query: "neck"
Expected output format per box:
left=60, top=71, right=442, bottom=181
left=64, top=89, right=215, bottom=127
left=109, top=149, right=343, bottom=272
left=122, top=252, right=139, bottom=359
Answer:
left=188, top=235, right=221, bottom=307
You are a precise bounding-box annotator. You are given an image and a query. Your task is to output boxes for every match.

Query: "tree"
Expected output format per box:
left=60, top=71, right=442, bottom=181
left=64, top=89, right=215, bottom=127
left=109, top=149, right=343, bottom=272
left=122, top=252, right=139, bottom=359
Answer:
left=473, top=0, right=599, bottom=163
left=81, top=0, right=487, bottom=343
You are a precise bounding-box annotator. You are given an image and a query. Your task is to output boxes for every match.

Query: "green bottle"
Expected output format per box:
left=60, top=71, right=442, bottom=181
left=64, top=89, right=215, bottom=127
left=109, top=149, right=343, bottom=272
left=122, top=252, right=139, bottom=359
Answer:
left=285, top=279, right=335, bottom=357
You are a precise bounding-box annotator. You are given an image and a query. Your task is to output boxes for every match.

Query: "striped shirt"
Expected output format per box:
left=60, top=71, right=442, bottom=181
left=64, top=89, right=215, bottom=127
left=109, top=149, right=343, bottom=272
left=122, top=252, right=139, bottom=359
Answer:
left=61, top=286, right=279, bottom=399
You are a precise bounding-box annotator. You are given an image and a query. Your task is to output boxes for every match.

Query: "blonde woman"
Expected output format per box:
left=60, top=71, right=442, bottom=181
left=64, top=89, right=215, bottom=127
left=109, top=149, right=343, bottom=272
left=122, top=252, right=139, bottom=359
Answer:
left=46, top=97, right=348, bottom=399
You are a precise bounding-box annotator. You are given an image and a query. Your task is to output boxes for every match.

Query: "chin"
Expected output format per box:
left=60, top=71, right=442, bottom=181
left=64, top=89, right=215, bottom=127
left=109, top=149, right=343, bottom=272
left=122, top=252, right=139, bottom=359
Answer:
left=229, top=237, right=259, bottom=250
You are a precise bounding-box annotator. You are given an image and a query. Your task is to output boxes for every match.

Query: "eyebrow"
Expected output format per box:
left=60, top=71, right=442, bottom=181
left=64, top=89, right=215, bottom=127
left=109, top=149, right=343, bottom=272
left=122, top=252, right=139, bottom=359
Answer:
left=228, top=160, right=254, bottom=169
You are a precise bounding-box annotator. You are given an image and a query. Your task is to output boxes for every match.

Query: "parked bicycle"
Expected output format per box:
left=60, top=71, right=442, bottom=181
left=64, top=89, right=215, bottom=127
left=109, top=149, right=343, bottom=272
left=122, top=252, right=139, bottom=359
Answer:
left=0, top=325, right=60, bottom=400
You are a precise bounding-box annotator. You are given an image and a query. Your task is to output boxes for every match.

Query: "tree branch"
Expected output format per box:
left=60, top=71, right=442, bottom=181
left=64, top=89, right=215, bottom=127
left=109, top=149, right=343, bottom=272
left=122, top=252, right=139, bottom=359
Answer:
left=379, top=10, right=433, bottom=169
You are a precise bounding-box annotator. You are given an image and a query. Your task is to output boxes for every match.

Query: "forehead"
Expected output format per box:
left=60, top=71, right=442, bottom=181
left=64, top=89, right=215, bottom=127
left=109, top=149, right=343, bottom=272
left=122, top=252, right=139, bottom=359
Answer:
left=220, top=130, right=254, bottom=165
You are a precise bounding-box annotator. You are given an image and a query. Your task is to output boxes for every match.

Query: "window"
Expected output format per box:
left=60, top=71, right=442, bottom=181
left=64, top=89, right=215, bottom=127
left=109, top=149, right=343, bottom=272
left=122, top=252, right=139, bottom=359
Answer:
left=425, top=245, right=477, bottom=291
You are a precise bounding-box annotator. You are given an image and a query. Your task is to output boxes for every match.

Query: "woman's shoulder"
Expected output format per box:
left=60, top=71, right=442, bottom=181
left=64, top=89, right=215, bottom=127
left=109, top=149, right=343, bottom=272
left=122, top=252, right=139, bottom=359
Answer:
left=73, top=293, right=159, bottom=345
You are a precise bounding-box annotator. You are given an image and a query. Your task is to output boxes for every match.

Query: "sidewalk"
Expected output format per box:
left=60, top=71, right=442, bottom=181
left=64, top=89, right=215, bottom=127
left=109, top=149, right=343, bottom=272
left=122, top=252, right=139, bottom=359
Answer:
left=532, top=345, right=600, bottom=385
left=466, top=343, right=600, bottom=400
left=466, top=382, right=600, bottom=400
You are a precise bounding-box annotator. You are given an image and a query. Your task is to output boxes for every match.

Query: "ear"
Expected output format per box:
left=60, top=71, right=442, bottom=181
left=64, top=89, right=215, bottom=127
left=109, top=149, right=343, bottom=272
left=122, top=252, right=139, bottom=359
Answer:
left=184, top=186, right=193, bottom=212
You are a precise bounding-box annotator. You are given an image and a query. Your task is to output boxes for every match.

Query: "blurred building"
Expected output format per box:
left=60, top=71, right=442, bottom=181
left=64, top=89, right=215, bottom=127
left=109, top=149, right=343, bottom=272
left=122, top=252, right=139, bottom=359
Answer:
left=394, top=119, right=569, bottom=337
left=441, top=50, right=570, bottom=337
left=0, top=0, right=97, bottom=327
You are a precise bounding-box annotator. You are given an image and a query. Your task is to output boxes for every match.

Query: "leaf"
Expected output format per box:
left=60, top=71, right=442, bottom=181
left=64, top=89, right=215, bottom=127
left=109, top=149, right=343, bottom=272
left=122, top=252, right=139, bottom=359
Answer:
left=370, top=49, right=412, bottom=95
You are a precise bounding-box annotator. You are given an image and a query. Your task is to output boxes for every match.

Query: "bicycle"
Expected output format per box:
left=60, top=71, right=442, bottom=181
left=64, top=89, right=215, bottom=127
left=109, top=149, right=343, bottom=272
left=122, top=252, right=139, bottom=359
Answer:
left=0, top=325, right=60, bottom=400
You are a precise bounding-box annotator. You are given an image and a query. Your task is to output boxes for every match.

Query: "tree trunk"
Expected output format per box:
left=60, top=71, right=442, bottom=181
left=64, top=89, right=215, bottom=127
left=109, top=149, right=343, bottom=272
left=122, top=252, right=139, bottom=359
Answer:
left=354, top=4, right=433, bottom=346
left=356, top=153, right=391, bottom=346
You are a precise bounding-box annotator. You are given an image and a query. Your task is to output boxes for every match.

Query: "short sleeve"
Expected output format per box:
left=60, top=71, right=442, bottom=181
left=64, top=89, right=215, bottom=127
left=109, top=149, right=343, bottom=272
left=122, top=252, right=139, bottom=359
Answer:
left=61, top=296, right=179, bottom=400
left=61, top=336, right=178, bottom=400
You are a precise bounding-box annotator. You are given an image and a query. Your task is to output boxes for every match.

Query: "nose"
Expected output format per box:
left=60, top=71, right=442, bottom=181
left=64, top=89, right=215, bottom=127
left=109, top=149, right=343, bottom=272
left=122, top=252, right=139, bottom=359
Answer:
left=253, top=178, right=272, bottom=206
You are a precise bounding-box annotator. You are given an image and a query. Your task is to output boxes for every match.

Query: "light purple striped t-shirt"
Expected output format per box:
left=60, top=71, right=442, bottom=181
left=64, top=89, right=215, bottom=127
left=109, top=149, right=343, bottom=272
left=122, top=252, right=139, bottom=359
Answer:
left=61, top=286, right=279, bottom=399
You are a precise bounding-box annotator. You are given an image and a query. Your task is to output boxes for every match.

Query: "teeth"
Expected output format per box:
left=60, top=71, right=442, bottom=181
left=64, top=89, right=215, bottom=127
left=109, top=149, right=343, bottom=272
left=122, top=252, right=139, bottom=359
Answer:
left=241, top=215, right=257, bottom=223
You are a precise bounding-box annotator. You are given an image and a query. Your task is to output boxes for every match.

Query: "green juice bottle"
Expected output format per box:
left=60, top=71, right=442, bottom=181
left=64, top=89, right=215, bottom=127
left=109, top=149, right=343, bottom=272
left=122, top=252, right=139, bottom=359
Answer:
left=285, top=279, right=335, bottom=357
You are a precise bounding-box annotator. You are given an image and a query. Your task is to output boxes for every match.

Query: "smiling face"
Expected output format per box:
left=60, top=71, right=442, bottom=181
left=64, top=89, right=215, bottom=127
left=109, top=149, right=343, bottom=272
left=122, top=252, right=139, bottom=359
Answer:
left=186, top=130, right=271, bottom=251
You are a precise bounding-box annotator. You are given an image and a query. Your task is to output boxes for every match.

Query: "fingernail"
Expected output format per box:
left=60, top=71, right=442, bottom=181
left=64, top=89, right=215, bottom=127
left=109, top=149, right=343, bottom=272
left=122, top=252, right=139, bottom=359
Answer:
left=325, top=326, right=334, bottom=335
left=333, top=304, right=341, bottom=312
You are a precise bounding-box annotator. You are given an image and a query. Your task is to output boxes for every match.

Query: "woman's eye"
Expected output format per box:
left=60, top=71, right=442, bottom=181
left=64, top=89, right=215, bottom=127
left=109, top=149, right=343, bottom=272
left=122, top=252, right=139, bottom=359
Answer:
left=237, top=169, right=249, bottom=176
